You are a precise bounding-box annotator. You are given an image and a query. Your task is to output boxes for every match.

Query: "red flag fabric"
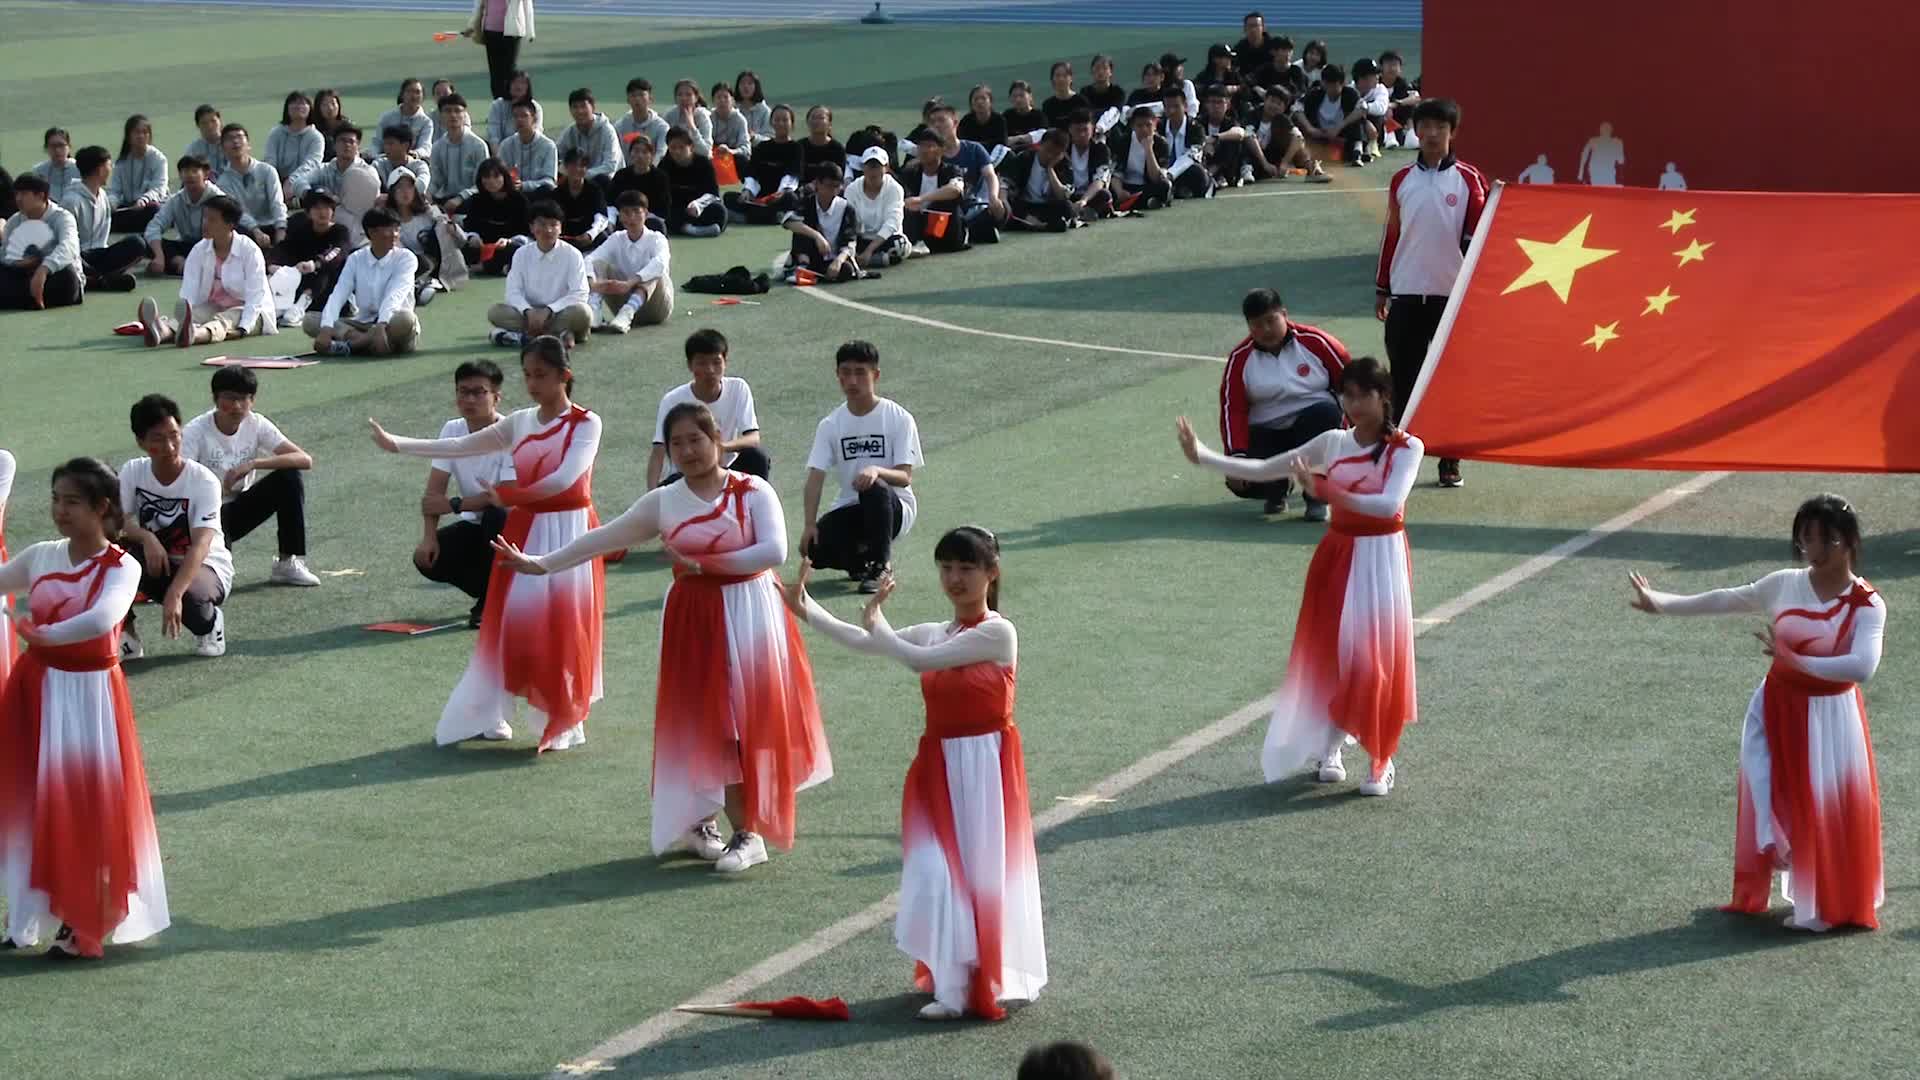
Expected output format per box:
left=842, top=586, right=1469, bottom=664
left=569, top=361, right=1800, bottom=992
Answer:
left=737, top=996, right=852, bottom=1021
left=1404, top=184, right=1920, bottom=472
left=713, top=147, right=741, bottom=187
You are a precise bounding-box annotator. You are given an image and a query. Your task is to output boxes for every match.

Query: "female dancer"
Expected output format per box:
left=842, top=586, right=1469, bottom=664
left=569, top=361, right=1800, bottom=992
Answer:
left=0, top=457, right=169, bottom=958
left=1628, top=495, right=1885, bottom=931
left=369, top=336, right=604, bottom=751
left=1, top=448, right=15, bottom=686
left=492, top=403, right=827, bottom=872
left=1175, top=356, right=1421, bottom=795
left=783, top=528, right=1046, bottom=1020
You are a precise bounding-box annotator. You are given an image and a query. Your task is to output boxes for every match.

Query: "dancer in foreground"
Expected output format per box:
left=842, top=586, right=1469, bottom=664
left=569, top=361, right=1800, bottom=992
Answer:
left=0, top=458, right=169, bottom=958
left=0, top=448, right=15, bottom=687
left=1628, top=495, right=1885, bottom=931
left=783, top=528, right=1046, bottom=1020
left=369, top=335, right=605, bottom=751
left=492, top=403, right=827, bottom=872
left=1175, top=356, right=1421, bottom=794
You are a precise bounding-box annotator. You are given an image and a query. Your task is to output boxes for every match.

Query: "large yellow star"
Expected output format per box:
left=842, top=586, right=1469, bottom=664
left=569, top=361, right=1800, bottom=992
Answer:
left=1641, top=286, right=1679, bottom=316
left=1674, top=239, right=1713, bottom=266
left=1583, top=321, right=1621, bottom=351
left=1502, top=215, right=1619, bottom=303
left=1659, top=208, right=1697, bottom=234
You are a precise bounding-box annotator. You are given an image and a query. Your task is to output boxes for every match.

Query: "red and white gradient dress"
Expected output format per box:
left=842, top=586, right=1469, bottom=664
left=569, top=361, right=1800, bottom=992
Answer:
left=803, top=601, right=1046, bottom=1019
left=534, top=471, right=829, bottom=853
left=1644, top=571, right=1886, bottom=931
left=390, top=405, right=606, bottom=751
left=0, top=449, right=17, bottom=689
left=0, top=540, right=169, bottom=955
left=1196, top=430, right=1423, bottom=782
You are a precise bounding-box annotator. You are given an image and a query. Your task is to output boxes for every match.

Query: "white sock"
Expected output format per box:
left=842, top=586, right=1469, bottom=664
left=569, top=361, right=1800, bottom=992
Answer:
left=621, top=293, right=644, bottom=313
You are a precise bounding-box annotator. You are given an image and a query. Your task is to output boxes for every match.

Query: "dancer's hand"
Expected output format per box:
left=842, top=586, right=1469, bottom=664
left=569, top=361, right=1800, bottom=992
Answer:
left=1754, top=624, right=1777, bottom=658
left=490, top=536, right=548, bottom=575
left=367, top=418, right=399, bottom=453
left=670, top=548, right=704, bottom=575
left=1627, top=571, right=1658, bottom=613
left=1289, top=457, right=1319, bottom=499
left=861, top=572, right=895, bottom=629
left=13, top=616, right=48, bottom=649
left=1174, top=416, right=1201, bottom=464
left=780, top=559, right=813, bottom=619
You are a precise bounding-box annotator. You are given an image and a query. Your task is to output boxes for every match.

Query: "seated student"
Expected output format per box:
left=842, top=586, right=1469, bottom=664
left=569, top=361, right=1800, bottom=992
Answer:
left=428, top=94, right=490, bottom=211
left=373, top=125, right=434, bottom=200
left=647, top=328, right=768, bottom=488
left=376, top=78, right=438, bottom=156
left=31, top=127, right=81, bottom=203
left=431, top=78, right=456, bottom=104
left=306, top=207, right=419, bottom=356
left=63, top=145, right=146, bottom=292
left=1126, top=62, right=1167, bottom=111
left=461, top=158, right=530, bottom=274
left=928, top=103, right=1006, bottom=242
left=385, top=171, right=456, bottom=303
left=1001, top=80, right=1048, bottom=150
left=800, top=340, right=923, bottom=593
left=1350, top=57, right=1392, bottom=155
left=1156, top=88, right=1215, bottom=200
left=489, top=199, right=592, bottom=346
left=898, top=127, right=968, bottom=254
left=1295, top=39, right=1330, bottom=87
left=1081, top=54, right=1127, bottom=119
left=845, top=124, right=900, bottom=174
left=1258, top=35, right=1307, bottom=99
left=1378, top=51, right=1422, bottom=148
left=1216, top=287, right=1350, bottom=520
left=552, top=148, right=610, bottom=249
left=781, top=164, right=859, bottom=282
left=658, top=127, right=727, bottom=237
left=555, top=88, right=621, bottom=189
left=800, top=105, right=847, bottom=181
left=1195, top=43, right=1242, bottom=102
left=143, top=156, right=228, bottom=277
left=1108, top=105, right=1172, bottom=210
left=1294, top=64, right=1370, bottom=165
left=1233, top=12, right=1286, bottom=82
left=662, top=80, right=715, bottom=157
left=1061, top=109, right=1115, bottom=221
left=497, top=99, right=558, bottom=191
left=614, top=78, right=670, bottom=153
left=956, top=85, right=1008, bottom=150
left=1247, top=88, right=1329, bottom=182
left=845, top=147, right=907, bottom=267
left=108, top=114, right=170, bottom=235
left=311, top=88, right=353, bottom=144
left=1159, top=52, right=1202, bottom=116
left=725, top=104, right=803, bottom=222
left=290, top=126, right=382, bottom=243
left=268, top=189, right=351, bottom=327
left=708, top=83, right=751, bottom=154
left=0, top=174, right=83, bottom=310
left=1197, top=85, right=1254, bottom=188
left=1039, top=62, right=1086, bottom=129
left=414, top=360, right=515, bottom=627
left=181, top=105, right=226, bottom=174
left=216, top=123, right=287, bottom=249
left=734, top=70, right=772, bottom=146
left=589, top=190, right=673, bottom=332
left=267, top=91, right=327, bottom=203
left=1000, top=130, right=1075, bottom=232
left=134, top=195, right=273, bottom=347
left=118, top=393, right=234, bottom=660
left=606, top=135, right=670, bottom=231
left=182, top=364, right=320, bottom=587
left=487, top=70, right=543, bottom=150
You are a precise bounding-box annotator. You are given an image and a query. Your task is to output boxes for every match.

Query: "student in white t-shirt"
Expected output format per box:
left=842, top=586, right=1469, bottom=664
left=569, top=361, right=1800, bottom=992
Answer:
left=118, top=394, right=233, bottom=659
left=647, top=328, right=767, bottom=489
left=414, top=360, right=516, bottom=626
left=800, top=340, right=923, bottom=593
left=182, top=364, right=320, bottom=588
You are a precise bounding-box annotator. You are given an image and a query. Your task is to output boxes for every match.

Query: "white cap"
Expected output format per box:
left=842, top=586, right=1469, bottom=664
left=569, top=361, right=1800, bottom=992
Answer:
left=859, top=146, right=890, bottom=166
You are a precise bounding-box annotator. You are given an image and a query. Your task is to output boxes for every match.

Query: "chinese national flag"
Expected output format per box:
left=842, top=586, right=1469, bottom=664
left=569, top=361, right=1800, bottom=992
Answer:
left=1404, top=184, right=1920, bottom=472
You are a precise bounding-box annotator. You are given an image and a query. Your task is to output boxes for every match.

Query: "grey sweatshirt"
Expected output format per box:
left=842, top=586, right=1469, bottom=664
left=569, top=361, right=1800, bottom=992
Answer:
left=108, top=146, right=170, bottom=207
left=144, top=182, right=228, bottom=244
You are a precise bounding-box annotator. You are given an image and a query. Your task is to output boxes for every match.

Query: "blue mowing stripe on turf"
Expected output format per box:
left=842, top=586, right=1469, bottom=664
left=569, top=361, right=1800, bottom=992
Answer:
left=71, top=0, right=1421, bottom=28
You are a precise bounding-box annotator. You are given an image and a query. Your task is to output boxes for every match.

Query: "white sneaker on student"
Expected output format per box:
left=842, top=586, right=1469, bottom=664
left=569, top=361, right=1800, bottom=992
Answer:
left=281, top=293, right=312, bottom=328
left=138, top=297, right=164, bottom=347
left=1358, top=759, right=1396, bottom=797
left=713, top=830, right=768, bottom=873
left=490, top=329, right=525, bottom=348
left=910, top=241, right=931, bottom=257
left=608, top=304, right=636, bottom=334
left=685, top=819, right=729, bottom=861
left=119, top=623, right=144, bottom=661
left=270, top=555, right=321, bottom=587
left=917, top=1001, right=965, bottom=1021
left=194, top=608, right=227, bottom=658
left=1315, top=746, right=1347, bottom=783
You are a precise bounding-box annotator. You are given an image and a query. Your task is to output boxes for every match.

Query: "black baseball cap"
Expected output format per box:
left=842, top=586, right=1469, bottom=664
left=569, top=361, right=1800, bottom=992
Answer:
left=1158, top=51, right=1187, bottom=69
left=301, top=188, right=338, bottom=209
left=1208, top=43, right=1234, bottom=60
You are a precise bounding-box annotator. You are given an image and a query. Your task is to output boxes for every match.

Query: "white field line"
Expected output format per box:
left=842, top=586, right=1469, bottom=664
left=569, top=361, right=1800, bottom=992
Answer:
left=796, top=288, right=1221, bottom=362
left=549, top=468, right=1732, bottom=1075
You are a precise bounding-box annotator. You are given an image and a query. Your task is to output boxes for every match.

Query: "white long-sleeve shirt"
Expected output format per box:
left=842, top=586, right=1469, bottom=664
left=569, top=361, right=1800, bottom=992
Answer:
left=802, top=599, right=1017, bottom=673
left=1644, top=569, right=1887, bottom=685
left=588, top=227, right=670, bottom=282
left=0, top=541, right=140, bottom=646
left=505, top=240, right=589, bottom=312
left=533, top=473, right=786, bottom=575
left=845, top=173, right=905, bottom=241
left=321, top=244, right=419, bottom=328
left=1194, top=427, right=1424, bottom=521
left=180, top=233, right=276, bottom=333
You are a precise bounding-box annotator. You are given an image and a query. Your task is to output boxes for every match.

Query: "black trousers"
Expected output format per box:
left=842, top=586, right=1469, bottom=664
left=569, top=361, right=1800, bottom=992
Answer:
left=1008, top=196, right=1072, bottom=230
left=83, top=239, right=148, bottom=283
left=416, top=506, right=508, bottom=603
left=221, top=470, right=307, bottom=556
left=1169, top=161, right=1213, bottom=199
left=903, top=206, right=968, bottom=251
left=483, top=31, right=521, bottom=101
left=132, top=563, right=225, bottom=637
left=806, top=483, right=904, bottom=577
left=1228, top=397, right=1343, bottom=504
left=111, top=203, right=159, bottom=235
left=1118, top=178, right=1173, bottom=209
left=0, top=263, right=82, bottom=308
left=1206, top=139, right=1247, bottom=179
left=1385, top=294, right=1448, bottom=427
left=661, top=446, right=771, bottom=486
left=668, top=198, right=727, bottom=233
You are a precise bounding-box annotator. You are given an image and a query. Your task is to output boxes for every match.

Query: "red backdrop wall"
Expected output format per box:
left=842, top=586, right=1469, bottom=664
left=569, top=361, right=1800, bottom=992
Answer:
left=1422, top=0, right=1920, bottom=193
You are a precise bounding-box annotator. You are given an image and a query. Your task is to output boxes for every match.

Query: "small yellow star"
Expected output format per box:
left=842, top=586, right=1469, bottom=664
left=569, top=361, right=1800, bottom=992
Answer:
left=1501, top=214, right=1620, bottom=303
left=1658, top=208, right=1697, bottom=234
left=1674, top=239, right=1713, bottom=266
left=1583, top=321, right=1621, bottom=351
left=1641, top=286, right=1679, bottom=316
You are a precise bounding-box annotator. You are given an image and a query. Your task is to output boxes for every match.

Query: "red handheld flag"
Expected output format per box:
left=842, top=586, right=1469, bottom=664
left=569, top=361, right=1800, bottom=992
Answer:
left=675, top=996, right=851, bottom=1021
left=714, top=147, right=741, bottom=186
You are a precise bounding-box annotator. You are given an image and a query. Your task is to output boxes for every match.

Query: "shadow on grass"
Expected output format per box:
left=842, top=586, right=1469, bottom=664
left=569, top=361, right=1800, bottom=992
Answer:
left=1268, top=906, right=1825, bottom=1030
left=868, top=255, right=1379, bottom=318
left=285, top=1069, right=534, bottom=1080
left=600, top=992, right=955, bottom=1077
left=153, top=739, right=535, bottom=814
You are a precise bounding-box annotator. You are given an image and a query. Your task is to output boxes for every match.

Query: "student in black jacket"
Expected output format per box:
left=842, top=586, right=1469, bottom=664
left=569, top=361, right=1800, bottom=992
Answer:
left=1107, top=106, right=1171, bottom=210
left=1198, top=85, right=1253, bottom=187
left=1158, top=87, right=1215, bottom=199
left=659, top=127, right=727, bottom=236
left=724, top=104, right=805, bottom=224
left=1061, top=109, right=1114, bottom=221
left=781, top=164, right=859, bottom=282
left=956, top=85, right=1008, bottom=149
left=1039, top=62, right=1086, bottom=129
left=607, top=135, right=671, bottom=232
left=1000, top=130, right=1074, bottom=232
left=897, top=129, right=968, bottom=253
left=460, top=158, right=530, bottom=273
left=553, top=148, right=609, bottom=249
left=1080, top=55, right=1127, bottom=118
left=1001, top=81, right=1047, bottom=149
left=1294, top=64, right=1370, bottom=164
left=268, top=189, right=352, bottom=323
left=800, top=106, right=846, bottom=180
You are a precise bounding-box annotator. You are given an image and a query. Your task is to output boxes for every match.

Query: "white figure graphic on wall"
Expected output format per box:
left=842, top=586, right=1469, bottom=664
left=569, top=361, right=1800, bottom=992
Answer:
left=1657, top=161, right=1687, bottom=190
left=1517, top=153, right=1555, bottom=184
left=1577, top=122, right=1625, bottom=185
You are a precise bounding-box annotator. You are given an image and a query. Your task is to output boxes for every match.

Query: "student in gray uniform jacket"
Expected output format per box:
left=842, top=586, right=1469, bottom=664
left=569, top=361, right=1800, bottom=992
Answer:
left=216, top=124, right=287, bottom=248
left=375, top=79, right=438, bottom=156
left=0, top=174, right=84, bottom=308
left=733, top=71, right=772, bottom=145
left=109, top=114, right=170, bottom=234
left=428, top=94, right=491, bottom=210
left=486, top=71, right=543, bottom=149
left=556, top=88, right=621, bottom=188
left=615, top=78, right=670, bottom=153
left=373, top=126, right=433, bottom=197
left=662, top=80, right=715, bottom=156
left=266, top=92, right=327, bottom=203
left=145, top=156, right=227, bottom=276
left=497, top=100, right=558, bottom=190
left=182, top=105, right=225, bottom=176
left=708, top=85, right=751, bottom=153
left=63, top=146, right=145, bottom=291
left=31, top=128, right=82, bottom=203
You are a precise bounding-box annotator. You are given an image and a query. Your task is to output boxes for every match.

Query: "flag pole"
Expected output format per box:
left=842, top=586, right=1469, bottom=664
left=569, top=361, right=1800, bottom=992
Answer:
left=1401, top=179, right=1505, bottom=427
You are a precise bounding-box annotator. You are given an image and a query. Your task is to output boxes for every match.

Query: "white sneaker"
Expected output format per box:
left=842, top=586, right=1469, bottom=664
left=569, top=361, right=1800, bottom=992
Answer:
left=685, top=819, right=729, bottom=861
left=137, top=297, right=164, bottom=347
left=917, top=1001, right=965, bottom=1021
left=270, top=555, right=321, bottom=587
left=910, top=241, right=931, bottom=257
left=1358, top=759, right=1396, bottom=796
left=1315, top=747, right=1347, bottom=783
left=194, top=607, right=227, bottom=658
left=119, top=623, right=145, bottom=661
left=713, top=830, right=768, bottom=873
left=608, top=305, right=636, bottom=334
left=490, top=328, right=524, bottom=348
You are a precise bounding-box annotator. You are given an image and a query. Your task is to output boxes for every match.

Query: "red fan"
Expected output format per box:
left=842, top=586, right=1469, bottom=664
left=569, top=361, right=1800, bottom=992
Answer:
left=675, top=996, right=851, bottom=1021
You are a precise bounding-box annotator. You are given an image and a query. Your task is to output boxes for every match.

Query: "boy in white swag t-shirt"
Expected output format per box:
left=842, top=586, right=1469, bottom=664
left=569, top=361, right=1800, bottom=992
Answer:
left=647, top=328, right=767, bottom=489
left=800, top=340, right=924, bottom=593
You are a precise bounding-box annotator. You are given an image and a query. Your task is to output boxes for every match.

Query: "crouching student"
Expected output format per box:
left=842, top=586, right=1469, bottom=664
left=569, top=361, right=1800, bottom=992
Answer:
left=800, top=341, right=923, bottom=593
left=182, top=364, right=320, bottom=586
left=306, top=207, right=420, bottom=356
left=415, top=360, right=515, bottom=627
left=118, top=394, right=233, bottom=659
left=133, top=196, right=274, bottom=346
left=1216, top=288, right=1349, bottom=519
left=589, top=190, right=673, bottom=332
left=1247, top=89, right=1330, bottom=182
left=647, top=328, right=768, bottom=488
left=781, top=164, right=859, bottom=283
left=488, top=199, right=592, bottom=346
